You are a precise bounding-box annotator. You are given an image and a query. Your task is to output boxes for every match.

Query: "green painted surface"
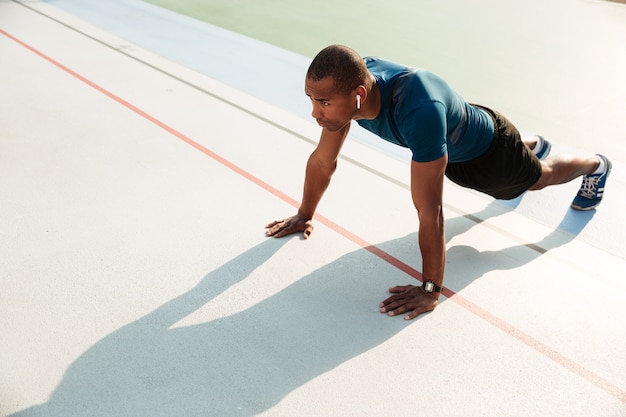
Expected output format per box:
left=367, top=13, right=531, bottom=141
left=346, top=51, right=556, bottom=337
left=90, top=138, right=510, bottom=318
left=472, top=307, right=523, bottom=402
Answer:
left=143, top=0, right=382, bottom=58
left=141, top=0, right=484, bottom=65
left=144, top=0, right=626, bottom=161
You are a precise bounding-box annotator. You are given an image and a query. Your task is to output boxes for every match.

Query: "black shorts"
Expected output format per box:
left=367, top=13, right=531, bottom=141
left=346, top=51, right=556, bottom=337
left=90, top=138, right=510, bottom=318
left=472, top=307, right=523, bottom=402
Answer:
left=445, top=106, right=542, bottom=200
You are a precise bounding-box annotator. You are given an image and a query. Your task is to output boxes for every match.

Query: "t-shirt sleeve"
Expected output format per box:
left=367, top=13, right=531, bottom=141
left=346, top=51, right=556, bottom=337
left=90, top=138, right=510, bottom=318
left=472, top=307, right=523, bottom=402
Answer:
left=397, top=101, right=447, bottom=163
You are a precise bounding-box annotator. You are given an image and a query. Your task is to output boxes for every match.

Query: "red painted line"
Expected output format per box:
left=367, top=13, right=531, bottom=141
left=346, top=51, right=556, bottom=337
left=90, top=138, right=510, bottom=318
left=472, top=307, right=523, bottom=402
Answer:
left=0, top=29, right=301, bottom=210
left=3, top=28, right=624, bottom=404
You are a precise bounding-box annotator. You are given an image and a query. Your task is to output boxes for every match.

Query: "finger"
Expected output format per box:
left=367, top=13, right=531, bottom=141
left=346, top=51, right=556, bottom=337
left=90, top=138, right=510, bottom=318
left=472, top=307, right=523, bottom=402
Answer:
left=272, top=228, right=292, bottom=238
left=405, top=308, right=424, bottom=320
left=379, top=293, right=401, bottom=308
left=404, top=303, right=437, bottom=320
left=379, top=297, right=408, bottom=313
left=265, top=220, right=283, bottom=228
left=272, top=224, right=303, bottom=238
left=302, top=224, right=314, bottom=239
left=379, top=288, right=413, bottom=307
left=380, top=287, right=412, bottom=306
left=265, top=224, right=283, bottom=237
left=388, top=285, right=414, bottom=294
left=385, top=302, right=411, bottom=317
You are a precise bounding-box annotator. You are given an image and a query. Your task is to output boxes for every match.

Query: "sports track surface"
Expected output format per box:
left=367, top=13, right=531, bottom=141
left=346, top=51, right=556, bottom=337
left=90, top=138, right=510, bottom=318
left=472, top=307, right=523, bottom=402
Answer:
left=1, top=1, right=625, bottom=416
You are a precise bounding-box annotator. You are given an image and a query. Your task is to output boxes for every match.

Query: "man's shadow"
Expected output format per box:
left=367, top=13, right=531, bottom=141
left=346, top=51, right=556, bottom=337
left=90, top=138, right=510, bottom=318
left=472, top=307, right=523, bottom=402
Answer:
left=11, top=202, right=594, bottom=417
left=441, top=201, right=596, bottom=291
left=11, top=237, right=410, bottom=417
left=371, top=198, right=595, bottom=296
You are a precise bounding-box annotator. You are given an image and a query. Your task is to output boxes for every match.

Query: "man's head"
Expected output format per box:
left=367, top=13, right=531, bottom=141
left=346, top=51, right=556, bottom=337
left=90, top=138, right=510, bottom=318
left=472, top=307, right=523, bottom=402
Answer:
left=306, top=45, right=370, bottom=94
left=305, top=45, right=373, bottom=132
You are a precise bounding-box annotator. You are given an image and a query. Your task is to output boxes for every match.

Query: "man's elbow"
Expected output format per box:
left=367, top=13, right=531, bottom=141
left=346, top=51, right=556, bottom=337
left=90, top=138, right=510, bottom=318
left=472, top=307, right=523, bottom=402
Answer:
left=309, top=151, right=337, bottom=176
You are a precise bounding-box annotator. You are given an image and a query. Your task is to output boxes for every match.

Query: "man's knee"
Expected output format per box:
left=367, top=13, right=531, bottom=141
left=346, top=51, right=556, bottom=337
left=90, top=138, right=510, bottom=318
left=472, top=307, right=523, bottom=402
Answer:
left=528, top=161, right=549, bottom=190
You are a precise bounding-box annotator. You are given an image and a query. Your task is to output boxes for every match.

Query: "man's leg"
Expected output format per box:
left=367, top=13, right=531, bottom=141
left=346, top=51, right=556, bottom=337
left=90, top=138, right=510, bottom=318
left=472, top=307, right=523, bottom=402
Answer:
left=451, top=105, right=611, bottom=208
left=530, top=153, right=611, bottom=210
left=530, top=154, right=600, bottom=189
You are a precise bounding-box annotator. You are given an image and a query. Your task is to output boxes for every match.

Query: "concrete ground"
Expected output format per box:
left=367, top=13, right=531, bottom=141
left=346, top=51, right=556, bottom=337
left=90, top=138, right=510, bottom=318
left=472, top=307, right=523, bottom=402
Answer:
left=1, top=1, right=625, bottom=416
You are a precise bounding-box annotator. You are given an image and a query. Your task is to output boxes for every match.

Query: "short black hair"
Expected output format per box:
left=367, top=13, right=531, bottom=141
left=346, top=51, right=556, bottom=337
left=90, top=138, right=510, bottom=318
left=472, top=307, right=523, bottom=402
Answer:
left=306, top=45, right=370, bottom=94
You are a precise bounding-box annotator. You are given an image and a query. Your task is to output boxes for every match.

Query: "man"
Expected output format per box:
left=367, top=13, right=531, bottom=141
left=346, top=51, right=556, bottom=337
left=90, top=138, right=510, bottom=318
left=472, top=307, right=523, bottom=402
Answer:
left=265, top=44, right=611, bottom=320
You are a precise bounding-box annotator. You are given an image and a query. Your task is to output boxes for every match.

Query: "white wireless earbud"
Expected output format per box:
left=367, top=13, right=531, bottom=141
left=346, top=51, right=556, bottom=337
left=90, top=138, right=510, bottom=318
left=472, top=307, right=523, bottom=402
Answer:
left=356, top=95, right=361, bottom=110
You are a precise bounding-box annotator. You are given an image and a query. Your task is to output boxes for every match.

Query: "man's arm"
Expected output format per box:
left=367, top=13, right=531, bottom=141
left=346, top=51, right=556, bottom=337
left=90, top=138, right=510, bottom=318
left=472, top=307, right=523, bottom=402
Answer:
left=412, top=155, right=447, bottom=287
left=265, top=124, right=350, bottom=238
left=379, top=155, right=447, bottom=320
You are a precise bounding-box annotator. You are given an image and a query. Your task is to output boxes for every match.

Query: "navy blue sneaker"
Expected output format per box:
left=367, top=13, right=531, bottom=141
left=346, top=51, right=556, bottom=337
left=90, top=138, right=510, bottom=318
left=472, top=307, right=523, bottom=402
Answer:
left=534, top=136, right=552, bottom=161
left=571, top=154, right=612, bottom=210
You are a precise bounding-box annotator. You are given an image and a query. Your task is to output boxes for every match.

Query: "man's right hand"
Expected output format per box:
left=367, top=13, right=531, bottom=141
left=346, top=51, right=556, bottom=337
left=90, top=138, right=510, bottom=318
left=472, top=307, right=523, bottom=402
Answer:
left=265, top=214, right=314, bottom=239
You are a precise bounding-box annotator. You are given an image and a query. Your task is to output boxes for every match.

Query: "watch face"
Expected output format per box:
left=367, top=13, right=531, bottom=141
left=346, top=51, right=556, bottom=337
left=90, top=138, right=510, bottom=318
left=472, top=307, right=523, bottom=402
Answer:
left=425, top=282, right=434, bottom=292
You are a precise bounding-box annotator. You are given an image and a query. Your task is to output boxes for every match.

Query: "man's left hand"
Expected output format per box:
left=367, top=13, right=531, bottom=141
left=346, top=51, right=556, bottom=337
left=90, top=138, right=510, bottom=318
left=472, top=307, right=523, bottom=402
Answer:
left=379, top=285, right=439, bottom=320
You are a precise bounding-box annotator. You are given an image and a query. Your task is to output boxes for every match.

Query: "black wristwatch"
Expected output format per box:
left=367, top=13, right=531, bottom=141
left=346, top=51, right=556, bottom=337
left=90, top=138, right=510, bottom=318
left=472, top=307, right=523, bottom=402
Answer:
left=422, top=280, right=443, bottom=293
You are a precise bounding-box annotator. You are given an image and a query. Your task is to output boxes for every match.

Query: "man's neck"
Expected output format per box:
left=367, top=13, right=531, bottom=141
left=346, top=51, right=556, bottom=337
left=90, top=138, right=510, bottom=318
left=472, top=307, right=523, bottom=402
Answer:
left=361, top=79, right=381, bottom=120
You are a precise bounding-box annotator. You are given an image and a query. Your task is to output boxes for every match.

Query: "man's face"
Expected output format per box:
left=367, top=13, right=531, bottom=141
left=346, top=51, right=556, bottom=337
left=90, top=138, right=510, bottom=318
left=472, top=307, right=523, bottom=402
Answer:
left=305, top=76, right=356, bottom=132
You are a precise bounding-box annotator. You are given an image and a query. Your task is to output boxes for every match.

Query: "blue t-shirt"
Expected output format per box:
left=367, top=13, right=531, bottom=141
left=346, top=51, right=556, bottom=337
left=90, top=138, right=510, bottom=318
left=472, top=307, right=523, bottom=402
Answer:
left=357, top=57, right=494, bottom=163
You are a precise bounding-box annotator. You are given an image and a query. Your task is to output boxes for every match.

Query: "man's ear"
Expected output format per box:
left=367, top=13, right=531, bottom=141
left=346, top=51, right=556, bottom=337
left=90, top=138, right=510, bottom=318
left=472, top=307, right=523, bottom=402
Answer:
left=355, top=85, right=367, bottom=102
left=354, top=85, right=368, bottom=111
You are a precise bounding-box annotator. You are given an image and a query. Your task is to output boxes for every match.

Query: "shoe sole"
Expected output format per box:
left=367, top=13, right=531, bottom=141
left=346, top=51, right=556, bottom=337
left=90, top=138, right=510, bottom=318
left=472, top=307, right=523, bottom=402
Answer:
left=571, top=202, right=600, bottom=211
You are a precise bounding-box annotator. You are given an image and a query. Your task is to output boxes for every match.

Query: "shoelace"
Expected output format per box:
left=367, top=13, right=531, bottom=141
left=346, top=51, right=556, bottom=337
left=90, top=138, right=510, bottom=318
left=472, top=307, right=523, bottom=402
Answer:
left=578, top=175, right=603, bottom=198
